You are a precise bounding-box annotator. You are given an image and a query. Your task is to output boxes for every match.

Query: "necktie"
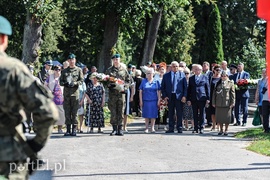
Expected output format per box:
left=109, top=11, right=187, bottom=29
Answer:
left=237, top=73, right=241, bottom=80
left=196, top=75, right=199, bottom=84
left=172, top=72, right=176, bottom=92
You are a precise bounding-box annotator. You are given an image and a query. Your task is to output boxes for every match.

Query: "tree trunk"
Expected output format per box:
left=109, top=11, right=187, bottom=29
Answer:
left=22, top=12, right=42, bottom=64
left=140, top=8, right=163, bottom=66
left=98, top=11, right=120, bottom=72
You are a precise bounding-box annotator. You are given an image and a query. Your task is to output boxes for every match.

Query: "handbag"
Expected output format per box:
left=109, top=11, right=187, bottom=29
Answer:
left=252, top=106, right=262, bottom=126
left=77, top=106, right=84, bottom=115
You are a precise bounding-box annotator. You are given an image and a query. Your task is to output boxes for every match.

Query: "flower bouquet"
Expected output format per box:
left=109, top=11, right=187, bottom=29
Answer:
left=96, top=73, right=126, bottom=92
left=236, top=79, right=258, bottom=90
left=159, top=99, right=168, bottom=118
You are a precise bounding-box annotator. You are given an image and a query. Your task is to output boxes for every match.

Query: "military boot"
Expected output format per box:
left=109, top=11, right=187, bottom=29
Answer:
left=117, top=125, right=124, bottom=136
left=71, top=124, right=77, bottom=136
left=64, top=124, right=71, bottom=136
left=110, top=125, right=117, bottom=136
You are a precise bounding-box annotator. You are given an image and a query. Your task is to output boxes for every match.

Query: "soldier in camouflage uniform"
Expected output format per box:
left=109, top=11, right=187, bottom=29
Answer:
left=59, top=54, right=84, bottom=136
left=0, top=16, right=58, bottom=179
left=105, top=54, right=131, bottom=136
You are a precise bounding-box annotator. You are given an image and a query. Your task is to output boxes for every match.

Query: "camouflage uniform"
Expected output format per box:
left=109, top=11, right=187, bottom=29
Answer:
left=0, top=52, right=58, bottom=179
left=105, top=64, right=130, bottom=135
left=59, top=66, right=83, bottom=136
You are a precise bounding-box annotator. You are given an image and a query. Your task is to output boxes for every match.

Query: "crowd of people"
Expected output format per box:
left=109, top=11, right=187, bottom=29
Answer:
left=28, top=53, right=269, bottom=136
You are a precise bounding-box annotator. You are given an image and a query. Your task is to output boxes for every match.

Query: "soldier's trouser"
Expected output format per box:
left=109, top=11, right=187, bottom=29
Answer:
left=0, top=162, right=28, bottom=180
left=63, top=95, right=79, bottom=125
left=108, top=92, right=126, bottom=126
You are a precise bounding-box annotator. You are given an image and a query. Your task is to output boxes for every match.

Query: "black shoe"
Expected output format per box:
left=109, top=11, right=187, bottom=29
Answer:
left=233, top=123, right=240, bottom=126
left=200, top=129, right=204, bottom=134
left=242, top=123, right=246, bottom=127
left=192, top=130, right=198, bottom=134
left=264, top=130, right=269, bottom=133
left=64, top=132, right=71, bottom=136
left=218, top=131, right=223, bottom=135
left=165, top=130, right=174, bottom=133
left=110, top=125, right=117, bottom=136
left=64, top=124, right=71, bottom=136
left=117, top=125, right=124, bottom=136
left=178, top=129, right=183, bottom=133
left=224, top=132, right=228, bottom=136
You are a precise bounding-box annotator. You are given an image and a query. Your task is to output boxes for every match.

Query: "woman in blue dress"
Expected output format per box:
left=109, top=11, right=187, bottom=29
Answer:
left=139, top=68, right=161, bottom=133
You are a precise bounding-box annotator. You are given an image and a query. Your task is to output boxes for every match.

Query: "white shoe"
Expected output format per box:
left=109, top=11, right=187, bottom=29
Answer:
left=144, top=129, right=149, bottom=133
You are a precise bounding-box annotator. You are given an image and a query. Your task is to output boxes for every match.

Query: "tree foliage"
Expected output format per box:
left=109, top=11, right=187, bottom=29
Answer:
left=203, top=3, right=224, bottom=64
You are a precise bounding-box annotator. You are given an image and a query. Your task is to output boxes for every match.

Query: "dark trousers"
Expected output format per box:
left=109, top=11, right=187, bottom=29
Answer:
left=168, top=94, right=183, bottom=131
left=262, top=100, right=270, bottom=131
left=235, top=97, right=249, bottom=124
left=192, top=101, right=206, bottom=131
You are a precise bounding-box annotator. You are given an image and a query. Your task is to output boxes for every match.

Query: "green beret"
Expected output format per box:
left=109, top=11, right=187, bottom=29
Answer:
left=68, top=53, right=76, bottom=59
left=111, top=54, right=120, bottom=59
left=0, top=16, right=12, bottom=35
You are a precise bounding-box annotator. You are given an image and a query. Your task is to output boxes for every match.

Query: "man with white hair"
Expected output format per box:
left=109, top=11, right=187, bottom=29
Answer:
left=221, top=60, right=231, bottom=76
left=161, top=61, right=187, bottom=133
left=187, top=64, right=210, bottom=134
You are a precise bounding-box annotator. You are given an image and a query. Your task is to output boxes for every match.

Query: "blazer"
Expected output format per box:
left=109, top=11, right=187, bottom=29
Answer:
left=231, top=71, right=250, bottom=98
left=161, top=71, right=187, bottom=100
left=212, top=79, right=235, bottom=107
left=187, top=74, right=210, bottom=102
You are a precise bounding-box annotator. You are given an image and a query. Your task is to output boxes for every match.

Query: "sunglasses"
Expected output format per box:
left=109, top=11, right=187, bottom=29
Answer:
left=54, top=69, right=61, bottom=71
left=185, top=73, right=189, bottom=75
left=215, top=69, right=221, bottom=71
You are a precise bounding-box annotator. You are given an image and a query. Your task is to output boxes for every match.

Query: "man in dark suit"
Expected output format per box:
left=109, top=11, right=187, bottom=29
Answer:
left=231, top=62, right=250, bottom=126
left=161, top=61, right=187, bottom=133
left=38, top=60, right=53, bottom=84
left=187, top=64, right=210, bottom=134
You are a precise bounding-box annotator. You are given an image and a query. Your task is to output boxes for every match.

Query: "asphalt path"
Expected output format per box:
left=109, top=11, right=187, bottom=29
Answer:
left=31, top=116, right=270, bottom=180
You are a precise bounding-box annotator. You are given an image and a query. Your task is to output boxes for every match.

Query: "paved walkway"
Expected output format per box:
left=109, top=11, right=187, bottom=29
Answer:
left=31, top=114, right=270, bottom=180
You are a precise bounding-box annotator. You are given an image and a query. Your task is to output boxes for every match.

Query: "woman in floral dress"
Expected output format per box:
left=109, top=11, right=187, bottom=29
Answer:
left=85, top=72, right=105, bottom=133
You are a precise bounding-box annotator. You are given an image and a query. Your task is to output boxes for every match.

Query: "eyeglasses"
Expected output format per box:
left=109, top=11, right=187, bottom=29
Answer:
left=54, top=69, right=61, bottom=71
left=215, top=69, right=221, bottom=71
left=172, top=65, right=179, bottom=68
left=230, top=69, right=234, bottom=71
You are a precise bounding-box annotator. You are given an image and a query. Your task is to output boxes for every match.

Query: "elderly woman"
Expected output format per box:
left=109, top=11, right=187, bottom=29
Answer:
left=182, top=67, right=194, bottom=131
left=133, top=69, right=143, bottom=117
left=212, top=71, right=235, bottom=136
left=44, top=65, right=65, bottom=133
left=139, top=68, right=161, bottom=133
left=154, top=62, right=167, bottom=129
left=85, top=72, right=105, bottom=133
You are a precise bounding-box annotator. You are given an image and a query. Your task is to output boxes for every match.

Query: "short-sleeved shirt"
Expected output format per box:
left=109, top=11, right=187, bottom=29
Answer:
left=139, top=78, right=160, bottom=101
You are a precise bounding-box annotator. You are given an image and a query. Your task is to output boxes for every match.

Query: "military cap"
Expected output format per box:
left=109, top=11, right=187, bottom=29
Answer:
left=111, top=54, right=120, bottom=59
left=68, top=53, right=76, bottom=59
left=45, top=60, right=53, bottom=66
left=229, top=64, right=237, bottom=69
left=0, top=16, right=12, bottom=35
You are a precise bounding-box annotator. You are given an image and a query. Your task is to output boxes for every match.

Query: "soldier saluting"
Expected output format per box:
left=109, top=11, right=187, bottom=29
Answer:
left=105, top=54, right=131, bottom=136
left=0, top=16, right=58, bottom=179
left=59, top=53, right=84, bottom=136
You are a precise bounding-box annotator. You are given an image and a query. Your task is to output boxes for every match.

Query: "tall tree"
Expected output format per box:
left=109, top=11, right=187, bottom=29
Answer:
left=203, top=3, right=224, bottom=64
left=22, top=0, right=57, bottom=64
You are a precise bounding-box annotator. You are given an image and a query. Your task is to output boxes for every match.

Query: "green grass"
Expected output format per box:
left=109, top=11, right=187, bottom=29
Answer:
left=235, top=128, right=270, bottom=156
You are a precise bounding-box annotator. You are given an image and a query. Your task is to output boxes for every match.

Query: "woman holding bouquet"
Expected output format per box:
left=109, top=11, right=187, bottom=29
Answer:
left=139, top=68, right=161, bottom=133
left=212, top=71, right=235, bottom=136
left=85, top=72, right=105, bottom=133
